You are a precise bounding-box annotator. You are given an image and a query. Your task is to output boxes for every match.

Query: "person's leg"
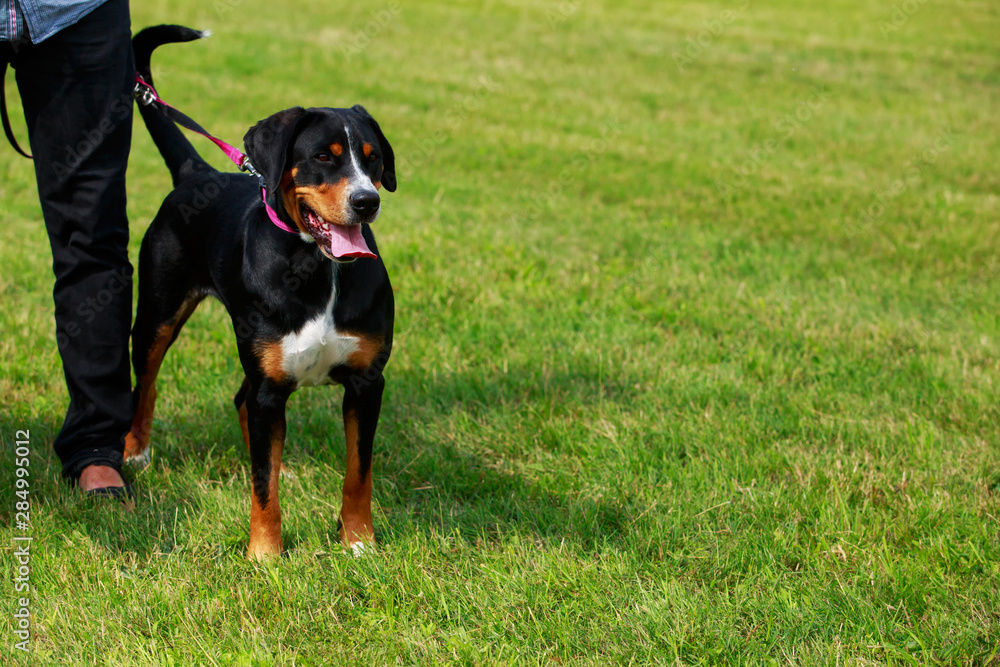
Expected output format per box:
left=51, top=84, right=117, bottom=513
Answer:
left=11, top=0, right=134, bottom=487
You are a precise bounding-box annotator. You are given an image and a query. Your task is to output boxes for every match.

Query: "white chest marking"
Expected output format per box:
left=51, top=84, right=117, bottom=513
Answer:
left=280, top=282, right=359, bottom=387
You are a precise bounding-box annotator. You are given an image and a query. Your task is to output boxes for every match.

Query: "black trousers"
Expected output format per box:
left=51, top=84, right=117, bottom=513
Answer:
left=2, top=0, right=134, bottom=480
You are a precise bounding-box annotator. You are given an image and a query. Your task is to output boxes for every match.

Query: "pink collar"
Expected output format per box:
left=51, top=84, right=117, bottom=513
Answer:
left=255, top=184, right=296, bottom=234
left=135, top=77, right=297, bottom=234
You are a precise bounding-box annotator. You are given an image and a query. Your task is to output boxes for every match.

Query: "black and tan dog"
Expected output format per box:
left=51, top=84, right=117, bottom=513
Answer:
left=126, top=26, right=395, bottom=558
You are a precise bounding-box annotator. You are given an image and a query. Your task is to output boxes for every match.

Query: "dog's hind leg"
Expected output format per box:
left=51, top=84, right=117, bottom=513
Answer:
left=125, top=292, right=201, bottom=464
left=125, top=237, right=204, bottom=464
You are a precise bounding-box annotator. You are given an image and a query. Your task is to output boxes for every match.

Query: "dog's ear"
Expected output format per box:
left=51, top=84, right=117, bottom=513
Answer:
left=351, top=104, right=396, bottom=192
left=243, top=107, right=309, bottom=216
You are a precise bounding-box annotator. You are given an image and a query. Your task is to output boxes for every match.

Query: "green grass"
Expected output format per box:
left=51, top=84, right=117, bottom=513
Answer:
left=2, top=0, right=999, bottom=664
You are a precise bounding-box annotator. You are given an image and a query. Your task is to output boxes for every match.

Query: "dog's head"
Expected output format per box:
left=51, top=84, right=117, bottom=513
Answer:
left=243, top=105, right=396, bottom=261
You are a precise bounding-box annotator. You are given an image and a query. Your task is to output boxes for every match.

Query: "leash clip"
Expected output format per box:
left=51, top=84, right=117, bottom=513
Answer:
left=240, top=156, right=267, bottom=191
left=240, top=156, right=260, bottom=178
left=134, top=81, right=156, bottom=107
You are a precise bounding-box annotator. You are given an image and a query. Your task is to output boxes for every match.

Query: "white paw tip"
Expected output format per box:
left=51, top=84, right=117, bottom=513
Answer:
left=125, top=448, right=152, bottom=468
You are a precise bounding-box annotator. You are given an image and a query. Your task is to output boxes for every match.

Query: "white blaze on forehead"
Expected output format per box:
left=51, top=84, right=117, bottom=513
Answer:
left=341, top=123, right=381, bottom=224
left=345, top=125, right=378, bottom=194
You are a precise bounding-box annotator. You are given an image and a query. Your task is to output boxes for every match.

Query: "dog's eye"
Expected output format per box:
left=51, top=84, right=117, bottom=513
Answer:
left=368, top=153, right=378, bottom=163
left=316, top=153, right=332, bottom=162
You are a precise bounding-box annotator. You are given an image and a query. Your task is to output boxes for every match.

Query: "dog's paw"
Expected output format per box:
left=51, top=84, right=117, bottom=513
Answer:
left=123, top=445, right=152, bottom=469
left=338, top=516, right=375, bottom=556
left=349, top=541, right=373, bottom=558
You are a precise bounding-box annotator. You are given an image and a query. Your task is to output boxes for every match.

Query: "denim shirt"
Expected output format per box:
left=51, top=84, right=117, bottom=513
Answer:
left=2, top=0, right=108, bottom=44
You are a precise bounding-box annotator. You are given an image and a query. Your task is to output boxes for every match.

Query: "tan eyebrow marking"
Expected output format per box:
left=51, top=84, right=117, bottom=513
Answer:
left=329, top=143, right=343, bottom=157
left=362, top=143, right=373, bottom=158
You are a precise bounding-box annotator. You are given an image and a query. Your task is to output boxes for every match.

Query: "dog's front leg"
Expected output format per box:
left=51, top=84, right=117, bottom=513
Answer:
left=340, top=373, right=384, bottom=551
left=245, top=381, right=289, bottom=560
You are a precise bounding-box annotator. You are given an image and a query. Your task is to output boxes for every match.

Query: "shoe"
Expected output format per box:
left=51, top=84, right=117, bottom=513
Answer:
left=85, top=481, right=133, bottom=500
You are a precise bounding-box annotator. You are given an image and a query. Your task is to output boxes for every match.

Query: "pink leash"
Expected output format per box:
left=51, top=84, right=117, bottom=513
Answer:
left=134, top=76, right=297, bottom=234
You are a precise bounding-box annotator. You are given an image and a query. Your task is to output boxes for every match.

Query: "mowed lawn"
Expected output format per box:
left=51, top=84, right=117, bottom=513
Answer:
left=2, top=0, right=999, bottom=664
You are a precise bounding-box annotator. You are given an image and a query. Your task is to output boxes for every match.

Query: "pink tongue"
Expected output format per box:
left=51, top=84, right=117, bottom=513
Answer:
left=327, top=224, right=376, bottom=259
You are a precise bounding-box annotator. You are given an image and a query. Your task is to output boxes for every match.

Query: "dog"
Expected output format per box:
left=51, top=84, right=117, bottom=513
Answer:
left=126, top=26, right=396, bottom=559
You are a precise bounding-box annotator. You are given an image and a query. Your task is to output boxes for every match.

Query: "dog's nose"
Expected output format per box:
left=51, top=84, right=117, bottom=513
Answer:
left=349, top=191, right=380, bottom=217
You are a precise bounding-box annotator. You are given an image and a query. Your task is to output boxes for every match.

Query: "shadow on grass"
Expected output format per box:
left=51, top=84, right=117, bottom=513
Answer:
left=0, top=360, right=646, bottom=558
left=345, top=361, right=644, bottom=551
left=0, top=419, right=209, bottom=560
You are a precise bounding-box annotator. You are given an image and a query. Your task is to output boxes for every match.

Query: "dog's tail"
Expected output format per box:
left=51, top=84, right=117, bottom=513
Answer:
left=133, top=25, right=214, bottom=185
